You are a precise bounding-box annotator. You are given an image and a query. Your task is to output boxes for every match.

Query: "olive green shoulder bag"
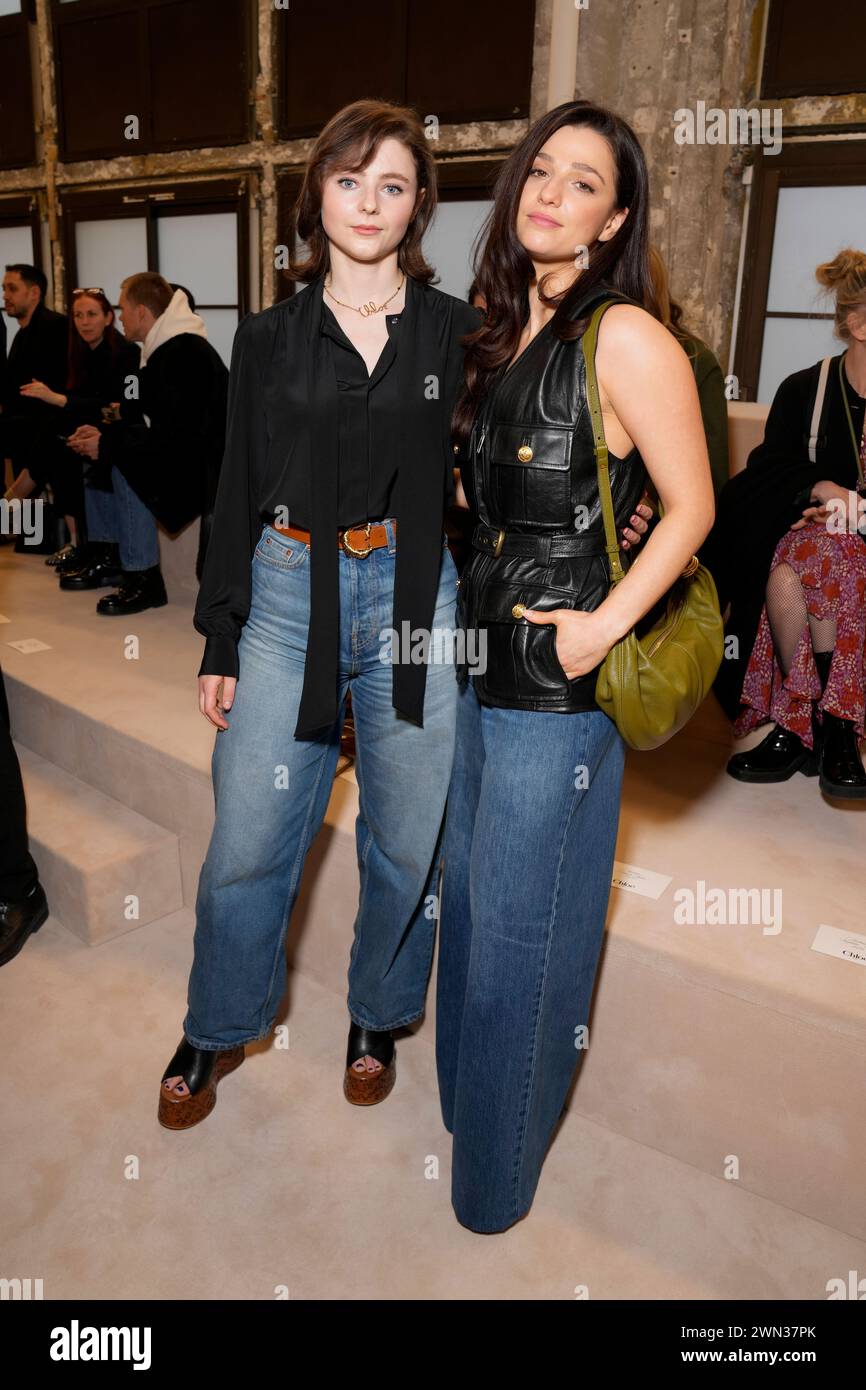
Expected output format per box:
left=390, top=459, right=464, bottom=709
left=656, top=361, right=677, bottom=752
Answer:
left=583, top=298, right=724, bottom=750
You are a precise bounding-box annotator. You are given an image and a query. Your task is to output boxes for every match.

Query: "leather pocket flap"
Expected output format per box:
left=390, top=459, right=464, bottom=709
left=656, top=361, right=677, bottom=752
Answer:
left=477, top=580, right=577, bottom=623
left=489, top=422, right=571, bottom=470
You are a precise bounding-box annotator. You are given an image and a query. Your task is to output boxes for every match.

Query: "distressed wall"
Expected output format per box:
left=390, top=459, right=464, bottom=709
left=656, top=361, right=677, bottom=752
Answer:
left=1, top=0, right=864, bottom=369
left=573, top=0, right=866, bottom=368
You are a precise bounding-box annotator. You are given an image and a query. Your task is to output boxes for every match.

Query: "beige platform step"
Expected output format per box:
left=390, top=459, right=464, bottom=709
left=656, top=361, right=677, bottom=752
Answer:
left=2, top=909, right=863, bottom=1300
left=15, top=743, right=184, bottom=945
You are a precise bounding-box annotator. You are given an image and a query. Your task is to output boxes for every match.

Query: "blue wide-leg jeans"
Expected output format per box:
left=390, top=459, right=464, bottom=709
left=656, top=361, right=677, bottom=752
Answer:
left=84, top=467, right=160, bottom=571
left=184, top=520, right=459, bottom=1048
left=436, top=674, right=626, bottom=1232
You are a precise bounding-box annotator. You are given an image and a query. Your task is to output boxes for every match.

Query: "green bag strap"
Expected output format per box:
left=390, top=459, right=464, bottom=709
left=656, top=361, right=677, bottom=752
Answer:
left=583, top=297, right=628, bottom=585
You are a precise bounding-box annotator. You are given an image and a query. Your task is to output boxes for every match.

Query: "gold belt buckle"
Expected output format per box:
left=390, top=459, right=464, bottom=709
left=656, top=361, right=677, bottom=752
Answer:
left=492, top=527, right=506, bottom=557
left=341, top=521, right=373, bottom=557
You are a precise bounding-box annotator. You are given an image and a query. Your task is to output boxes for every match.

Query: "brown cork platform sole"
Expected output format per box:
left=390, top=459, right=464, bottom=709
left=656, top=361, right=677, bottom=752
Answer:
left=158, top=1042, right=245, bottom=1130
left=343, top=1054, right=397, bottom=1105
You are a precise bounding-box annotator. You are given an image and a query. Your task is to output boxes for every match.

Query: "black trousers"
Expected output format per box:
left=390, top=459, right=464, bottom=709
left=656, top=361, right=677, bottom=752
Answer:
left=0, top=665, right=40, bottom=903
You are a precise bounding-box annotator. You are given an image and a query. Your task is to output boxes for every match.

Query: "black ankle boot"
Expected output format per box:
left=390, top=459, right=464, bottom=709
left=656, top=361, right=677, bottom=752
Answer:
left=95, top=565, right=167, bottom=615
left=727, top=724, right=817, bottom=782
left=807, top=649, right=866, bottom=796
left=817, top=712, right=866, bottom=798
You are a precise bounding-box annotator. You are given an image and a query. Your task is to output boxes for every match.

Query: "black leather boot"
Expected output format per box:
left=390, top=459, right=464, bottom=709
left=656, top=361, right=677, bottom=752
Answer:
left=96, top=566, right=168, bottom=615
left=727, top=724, right=817, bottom=782
left=0, top=881, right=49, bottom=967
left=817, top=712, right=866, bottom=798
left=810, top=648, right=866, bottom=797
left=58, top=541, right=122, bottom=588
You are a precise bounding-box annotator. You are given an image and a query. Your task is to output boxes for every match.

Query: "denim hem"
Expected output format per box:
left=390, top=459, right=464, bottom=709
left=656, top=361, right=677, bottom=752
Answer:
left=182, top=1024, right=272, bottom=1051
left=347, top=1005, right=425, bottom=1032
left=452, top=1205, right=528, bottom=1235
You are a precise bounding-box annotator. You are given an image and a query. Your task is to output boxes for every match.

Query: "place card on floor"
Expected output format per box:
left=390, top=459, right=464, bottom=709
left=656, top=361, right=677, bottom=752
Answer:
left=7, top=638, right=52, bottom=654
left=611, top=861, right=672, bottom=898
left=811, top=923, right=866, bottom=967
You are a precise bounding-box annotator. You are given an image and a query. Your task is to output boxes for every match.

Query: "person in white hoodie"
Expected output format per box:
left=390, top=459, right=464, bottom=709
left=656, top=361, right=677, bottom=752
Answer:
left=65, top=272, right=228, bottom=614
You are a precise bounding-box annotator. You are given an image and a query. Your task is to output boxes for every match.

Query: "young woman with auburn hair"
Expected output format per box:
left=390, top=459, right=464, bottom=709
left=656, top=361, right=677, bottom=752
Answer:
left=157, top=99, right=483, bottom=1123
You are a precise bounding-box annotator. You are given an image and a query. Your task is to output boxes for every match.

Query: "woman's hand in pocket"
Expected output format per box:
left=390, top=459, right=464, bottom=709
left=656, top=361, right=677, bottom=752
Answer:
left=199, top=674, right=237, bottom=730
left=521, top=607, right=613, bottom=679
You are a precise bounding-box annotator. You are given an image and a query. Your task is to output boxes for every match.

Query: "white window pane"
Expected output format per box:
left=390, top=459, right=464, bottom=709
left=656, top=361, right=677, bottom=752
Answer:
left=0, top=0, right=22, bottom=15
left=766, top=185, right=866, bottom=314
left=75, top=217, right=148, bottom=312
left=197, top=308, right=238, bottom=368
left=1, top=222, right=39, bottom=351
left=423, top=199, right=492, bottom=301
left=756, top=316, right=841, bottom=406
left=157, top=212, right=237, bottom=307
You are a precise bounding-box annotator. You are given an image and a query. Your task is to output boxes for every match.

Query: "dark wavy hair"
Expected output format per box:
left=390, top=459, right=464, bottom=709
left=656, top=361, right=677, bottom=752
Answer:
left=67, top=289, right=124, bottom=391
left=286, top=99, right=438, bottom=285
left=453, top=99, right=653, bottom=442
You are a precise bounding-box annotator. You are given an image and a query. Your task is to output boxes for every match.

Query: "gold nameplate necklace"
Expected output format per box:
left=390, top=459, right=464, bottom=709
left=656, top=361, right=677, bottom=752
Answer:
left=324, top=273, right=405, bottom=317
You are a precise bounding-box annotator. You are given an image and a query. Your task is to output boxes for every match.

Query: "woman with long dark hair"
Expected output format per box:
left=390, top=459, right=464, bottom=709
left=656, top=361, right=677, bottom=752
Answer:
left=436, top=100, right=716, bottom=1232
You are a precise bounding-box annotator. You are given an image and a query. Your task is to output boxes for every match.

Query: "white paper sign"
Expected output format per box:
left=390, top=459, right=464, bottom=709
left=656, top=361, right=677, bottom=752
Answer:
left=7, top=638, right=52, bottom=654
left=811, top=923, right=866, bottom=967
left=611, top=861, right=672, bottom=899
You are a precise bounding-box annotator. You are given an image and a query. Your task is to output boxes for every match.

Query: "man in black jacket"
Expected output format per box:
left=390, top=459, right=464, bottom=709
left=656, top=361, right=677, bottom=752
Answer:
left=64, top=272, right=228, bottom=613
left=1, top=264, right=68, bottom=550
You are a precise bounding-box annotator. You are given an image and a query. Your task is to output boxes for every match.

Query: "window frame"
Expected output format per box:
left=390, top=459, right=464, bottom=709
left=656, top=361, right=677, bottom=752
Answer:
left=0, top=0, right=37, bottom=171
left=733, top=139, right=866, bottom=402
left=52, top=0, right=253, bottom=162
left=60, top=177, right=250, bottom=324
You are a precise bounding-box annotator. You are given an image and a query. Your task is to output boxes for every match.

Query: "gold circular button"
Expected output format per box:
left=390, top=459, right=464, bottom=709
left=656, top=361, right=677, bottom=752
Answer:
left=517, top=445, right=533, bottom=463
left=512, top=603, right=525, bottom=619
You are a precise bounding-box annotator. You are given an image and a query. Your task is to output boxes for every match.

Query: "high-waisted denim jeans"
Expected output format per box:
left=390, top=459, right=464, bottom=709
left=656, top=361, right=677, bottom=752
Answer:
left=184, top=520, right=459, bottom=1050
left=436, top=675, right=626, bottom=1233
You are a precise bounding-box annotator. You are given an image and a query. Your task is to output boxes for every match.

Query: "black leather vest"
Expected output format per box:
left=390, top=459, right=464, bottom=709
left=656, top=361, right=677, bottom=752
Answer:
left=455, top=283, right=648, bottom=712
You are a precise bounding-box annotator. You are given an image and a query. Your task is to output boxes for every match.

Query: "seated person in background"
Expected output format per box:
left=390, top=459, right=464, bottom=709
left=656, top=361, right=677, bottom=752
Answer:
left=17, top=287, right=140, bottom=571
left=725, top=249, right=866, bottom=798
left=644, top=245, right=729, bottom=499
left=64, top=273, right=228, bottom=615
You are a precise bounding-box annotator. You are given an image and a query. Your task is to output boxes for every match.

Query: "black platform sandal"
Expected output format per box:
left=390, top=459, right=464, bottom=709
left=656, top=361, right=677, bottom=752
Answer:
left=343, top=1020, right=395, bottom=1106
left=158, top=1036, right=245, bottom=1130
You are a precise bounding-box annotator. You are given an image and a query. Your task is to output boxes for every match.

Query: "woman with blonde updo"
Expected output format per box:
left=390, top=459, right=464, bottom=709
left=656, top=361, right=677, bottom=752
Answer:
left=727, top=249, right=866, bottom=798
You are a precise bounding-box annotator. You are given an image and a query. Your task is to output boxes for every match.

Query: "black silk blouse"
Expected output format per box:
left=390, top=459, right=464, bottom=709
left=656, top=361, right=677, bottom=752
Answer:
left=193, top=275, right=482, bottom=737
left=296, top=301, right=405, bottom=527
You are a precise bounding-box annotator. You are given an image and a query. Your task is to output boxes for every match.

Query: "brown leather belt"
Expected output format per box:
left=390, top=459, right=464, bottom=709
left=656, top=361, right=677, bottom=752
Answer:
left=273, top=519, right=395, bottom=557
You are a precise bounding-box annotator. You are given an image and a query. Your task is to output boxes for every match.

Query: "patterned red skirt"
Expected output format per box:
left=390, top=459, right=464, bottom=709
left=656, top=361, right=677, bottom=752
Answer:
left=733, top=522, right=866, bottom=750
